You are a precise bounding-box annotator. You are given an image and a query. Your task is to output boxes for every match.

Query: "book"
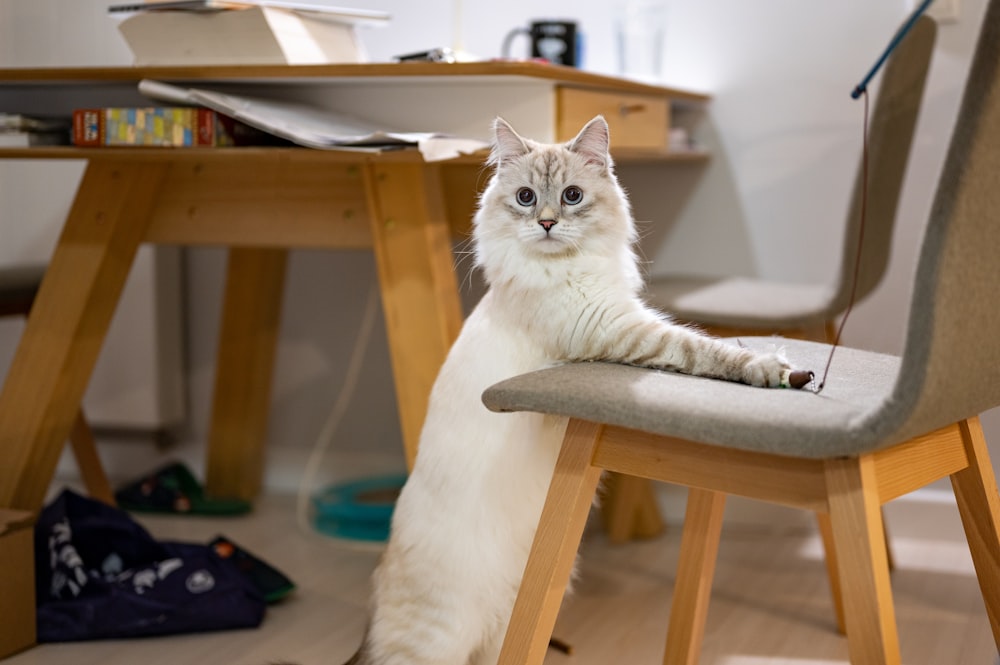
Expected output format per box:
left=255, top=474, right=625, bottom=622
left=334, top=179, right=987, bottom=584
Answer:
left=71, top=107, right=288, bottom=147
left=115, top=4, right=385, bottom=65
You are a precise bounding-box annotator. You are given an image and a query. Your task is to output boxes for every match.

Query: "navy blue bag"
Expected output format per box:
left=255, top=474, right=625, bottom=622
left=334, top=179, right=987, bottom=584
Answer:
left=35, top=489, right=266, bottom=642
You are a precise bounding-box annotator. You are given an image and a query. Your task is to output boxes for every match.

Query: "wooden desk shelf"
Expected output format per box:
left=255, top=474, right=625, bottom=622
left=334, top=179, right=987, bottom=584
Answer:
left=0, top=62, right=710, bottom=154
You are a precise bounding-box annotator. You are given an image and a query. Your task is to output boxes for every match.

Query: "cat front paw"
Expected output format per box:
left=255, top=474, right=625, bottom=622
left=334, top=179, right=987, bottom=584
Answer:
left=741, top=351, right=813, bottom=389
left=741, top=352, right=790, bottom=388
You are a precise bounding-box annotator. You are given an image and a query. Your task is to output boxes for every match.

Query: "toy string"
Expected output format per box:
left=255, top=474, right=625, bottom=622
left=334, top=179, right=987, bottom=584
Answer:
left=812, top=2, right=933, bottom=393
left=814, top=88, right=868, bottom=393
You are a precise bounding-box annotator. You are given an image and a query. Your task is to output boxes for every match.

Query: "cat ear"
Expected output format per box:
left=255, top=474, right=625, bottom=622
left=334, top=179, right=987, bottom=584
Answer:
left=568, top=116, right=611, bottom=169
left=490, top=117, right=530, bottom=165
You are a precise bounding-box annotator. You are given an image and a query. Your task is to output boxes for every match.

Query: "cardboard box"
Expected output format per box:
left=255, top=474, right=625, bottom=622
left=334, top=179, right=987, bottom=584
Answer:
left=0, top=509, right=36, bottom=659
left=117, top=6, right=376, bottom=66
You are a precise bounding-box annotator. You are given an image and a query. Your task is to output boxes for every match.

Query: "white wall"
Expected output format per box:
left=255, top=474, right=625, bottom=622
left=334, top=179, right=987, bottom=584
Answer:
left=0, top=1, right=187, bottom=432
left=1, top=0, right=996, bottom=490
left=278, top=0, right=1000, bottom=479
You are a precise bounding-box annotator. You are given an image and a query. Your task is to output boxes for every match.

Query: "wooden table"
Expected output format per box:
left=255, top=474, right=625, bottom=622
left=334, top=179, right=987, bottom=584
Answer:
left=0, top=62, right=709, bottom=512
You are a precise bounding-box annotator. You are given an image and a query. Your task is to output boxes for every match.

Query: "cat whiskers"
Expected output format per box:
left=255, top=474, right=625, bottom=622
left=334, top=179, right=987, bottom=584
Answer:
left=474, top=163, right=493, bottom=192
left=634, top=219, right=655, bottom=242
left=632, top=223, right=655, bottom=275
left=453, top=234, right=479, bottom=293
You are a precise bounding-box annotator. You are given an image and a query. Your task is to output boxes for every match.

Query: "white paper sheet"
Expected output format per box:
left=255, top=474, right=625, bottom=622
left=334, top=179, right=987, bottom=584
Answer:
left=137, top=79, right=488, bottom=160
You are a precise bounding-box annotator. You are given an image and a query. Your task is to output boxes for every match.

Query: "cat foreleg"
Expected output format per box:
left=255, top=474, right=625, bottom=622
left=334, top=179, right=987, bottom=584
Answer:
left=578, top=308, right=800, bottom=388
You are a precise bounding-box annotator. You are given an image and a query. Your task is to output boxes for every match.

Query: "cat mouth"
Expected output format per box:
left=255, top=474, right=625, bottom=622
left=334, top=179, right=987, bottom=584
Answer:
left=532, top=231, right=574, bottom=254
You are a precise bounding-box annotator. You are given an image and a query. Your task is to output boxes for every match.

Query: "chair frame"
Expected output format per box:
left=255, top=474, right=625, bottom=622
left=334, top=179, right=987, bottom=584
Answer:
left=497, top=416, right=1000, bottom=665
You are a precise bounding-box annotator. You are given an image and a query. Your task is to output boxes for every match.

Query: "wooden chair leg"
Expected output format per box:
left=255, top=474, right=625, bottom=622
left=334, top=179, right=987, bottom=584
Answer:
left=635, top=478, right=668, bottom=538
left=817, top=506, right=896, bottom=636
left=815, top=511, right=848, bottom=635
left=67, top=411, right=116, bottom=506
left=664, top=488, right=726, bottom=665
left=601, top=473, right=666, bottom=544
left=498, top=419, right=604, bottom=665
left=816, top=317, right=893, bottom=637
left=950, top=417, right=1000, bottom=650
left=825, top=456, right=901, bottom=665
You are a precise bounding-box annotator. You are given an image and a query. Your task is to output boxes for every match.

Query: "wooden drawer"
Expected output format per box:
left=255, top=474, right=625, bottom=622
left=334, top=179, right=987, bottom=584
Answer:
left=556, top=87, right=669, bottom=151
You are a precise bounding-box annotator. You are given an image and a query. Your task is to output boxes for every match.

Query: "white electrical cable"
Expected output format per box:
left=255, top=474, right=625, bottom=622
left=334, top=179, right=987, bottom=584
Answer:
left=295, top=282, right=381, bottom=539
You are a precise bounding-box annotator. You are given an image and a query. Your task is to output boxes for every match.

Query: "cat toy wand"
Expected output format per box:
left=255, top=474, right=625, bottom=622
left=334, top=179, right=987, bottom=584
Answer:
left=852, top=0, right=935, bottom=99
left=808, top=0, right=936, bottom=393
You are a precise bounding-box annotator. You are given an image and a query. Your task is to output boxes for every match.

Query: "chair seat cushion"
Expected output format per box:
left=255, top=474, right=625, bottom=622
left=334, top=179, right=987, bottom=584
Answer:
left=646, top=275, right=838, bottom=330
left=482, top=338, right=904, bottom=459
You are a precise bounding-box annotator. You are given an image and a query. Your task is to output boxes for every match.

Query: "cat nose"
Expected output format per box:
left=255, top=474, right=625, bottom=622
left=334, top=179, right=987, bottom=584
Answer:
left=538, top=219, right=558, bottom=233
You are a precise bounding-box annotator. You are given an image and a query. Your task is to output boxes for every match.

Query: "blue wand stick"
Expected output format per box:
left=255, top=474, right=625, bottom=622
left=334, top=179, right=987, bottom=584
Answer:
left=852, top=0, right=935, bottom=98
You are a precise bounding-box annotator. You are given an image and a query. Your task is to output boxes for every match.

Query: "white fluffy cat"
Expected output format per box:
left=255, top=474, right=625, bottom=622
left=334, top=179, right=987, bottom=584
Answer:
left=345, top=116, right=801, bottom=665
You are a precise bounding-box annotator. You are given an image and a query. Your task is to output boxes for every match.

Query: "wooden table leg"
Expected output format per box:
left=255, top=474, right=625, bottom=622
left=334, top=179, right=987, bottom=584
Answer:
left=364, top=162, right=464, bottom=469
left=203, top=247, right=287, bottom=500
left=0, top=160, right=166, bottom=511
left=68, top=411, right=116, bottom=506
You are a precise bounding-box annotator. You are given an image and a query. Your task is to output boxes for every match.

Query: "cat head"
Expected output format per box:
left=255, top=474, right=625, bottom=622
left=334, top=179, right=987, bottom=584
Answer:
left=474, top=116, right=637, bottom=287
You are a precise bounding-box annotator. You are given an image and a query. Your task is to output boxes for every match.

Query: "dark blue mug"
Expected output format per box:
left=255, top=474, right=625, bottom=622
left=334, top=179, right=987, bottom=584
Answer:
left=503, top=20, right=580, bottom=67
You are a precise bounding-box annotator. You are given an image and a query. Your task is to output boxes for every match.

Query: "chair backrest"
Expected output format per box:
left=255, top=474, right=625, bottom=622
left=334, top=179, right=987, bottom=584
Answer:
left=828, top=15, right=937, bottom=314
left=870, top=0, right=1000, bottom=444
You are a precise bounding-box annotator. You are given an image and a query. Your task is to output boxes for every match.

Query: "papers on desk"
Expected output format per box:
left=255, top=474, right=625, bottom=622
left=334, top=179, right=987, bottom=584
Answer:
left=137, top=80, right=489, bottom=161
left=112, top=3, right=389, bottom=66
left=108, top=1, right=389, bottom=22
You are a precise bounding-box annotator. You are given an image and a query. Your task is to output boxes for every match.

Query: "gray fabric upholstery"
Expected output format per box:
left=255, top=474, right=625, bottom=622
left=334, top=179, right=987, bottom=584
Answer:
left=646, top=16, right=936, bottom=330
left=887, top=0, right=1000, bottom=443
left=483, top=5, right=1000, bottom=460
left=483, top=338, right=901, bottom=459
left=647, top=276, right=836, bottom=329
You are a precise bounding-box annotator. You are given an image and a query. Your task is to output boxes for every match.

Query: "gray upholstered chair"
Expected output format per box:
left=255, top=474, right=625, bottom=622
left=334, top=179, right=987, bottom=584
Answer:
left=0, top=265, right=115, bottom=505
left=605, top=13, right=938, bottom=631
left=618, top=11, right=935, bottom=625
left=483, top=5, right=1000, bottom=663
left=645, top=15, right=935, bottom=343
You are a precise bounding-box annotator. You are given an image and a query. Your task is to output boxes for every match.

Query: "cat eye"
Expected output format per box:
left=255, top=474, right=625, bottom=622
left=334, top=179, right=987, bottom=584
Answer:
left=562, top=186, right=583, bottom=205
left=516, top=187, right=536, bottom=206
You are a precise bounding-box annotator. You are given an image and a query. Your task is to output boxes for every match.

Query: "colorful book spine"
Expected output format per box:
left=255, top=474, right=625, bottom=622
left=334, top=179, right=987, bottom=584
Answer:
left=72, top=107, right=278, bottom=147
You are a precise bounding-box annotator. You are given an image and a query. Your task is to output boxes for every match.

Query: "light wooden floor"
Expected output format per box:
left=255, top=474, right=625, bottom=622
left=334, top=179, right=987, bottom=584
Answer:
left=7, top=487, right=997, bottom=665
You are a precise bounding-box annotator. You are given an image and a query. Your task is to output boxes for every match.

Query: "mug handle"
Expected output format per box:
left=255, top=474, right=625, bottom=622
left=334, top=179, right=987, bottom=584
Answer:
left=500, top=26, right=531, bottom=59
